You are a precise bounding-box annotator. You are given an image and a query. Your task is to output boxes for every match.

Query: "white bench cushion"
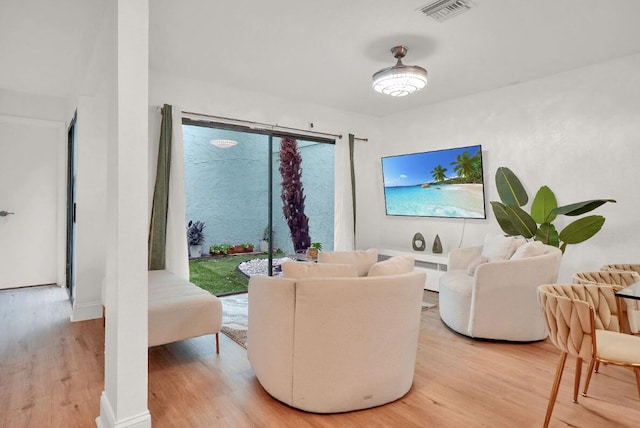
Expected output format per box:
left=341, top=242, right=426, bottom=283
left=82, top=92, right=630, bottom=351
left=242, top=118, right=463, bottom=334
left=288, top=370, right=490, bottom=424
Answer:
left=148, top=270, right=222, bottom=347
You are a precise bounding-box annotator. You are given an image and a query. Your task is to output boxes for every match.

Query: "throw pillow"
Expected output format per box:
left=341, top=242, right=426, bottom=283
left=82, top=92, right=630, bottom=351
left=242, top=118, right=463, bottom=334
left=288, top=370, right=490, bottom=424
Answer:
left=510, top=241, right=545, bottom=260
left=466, top=255, right=489, bottom=276
left=512, top=237, right=527, bottom=251
left=317, top=248, right=378, bottom=276
left=367, top=256, right=414, bottom=277
left=281, top=261, right=358, bottom=279
left=481, top=234, right=520, bottom=262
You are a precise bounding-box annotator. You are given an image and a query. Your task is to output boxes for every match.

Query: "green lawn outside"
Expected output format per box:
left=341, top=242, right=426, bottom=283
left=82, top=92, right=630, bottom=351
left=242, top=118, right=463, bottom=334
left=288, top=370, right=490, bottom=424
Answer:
left=189, top=255, right=254, bottom=296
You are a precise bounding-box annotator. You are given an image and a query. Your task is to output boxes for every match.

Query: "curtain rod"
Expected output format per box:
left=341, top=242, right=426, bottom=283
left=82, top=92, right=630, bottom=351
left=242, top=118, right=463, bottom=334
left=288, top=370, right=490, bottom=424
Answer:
left=181, top=110, right=343, bottom=140
left=157, top=106, right=368, bottom=142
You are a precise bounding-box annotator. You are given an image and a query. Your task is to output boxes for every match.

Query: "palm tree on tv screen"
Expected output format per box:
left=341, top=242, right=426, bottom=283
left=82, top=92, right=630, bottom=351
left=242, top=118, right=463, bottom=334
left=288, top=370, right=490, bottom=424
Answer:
left=431, top=165, right=447, bottom=183
left=451, top=149, right=483, bottom=183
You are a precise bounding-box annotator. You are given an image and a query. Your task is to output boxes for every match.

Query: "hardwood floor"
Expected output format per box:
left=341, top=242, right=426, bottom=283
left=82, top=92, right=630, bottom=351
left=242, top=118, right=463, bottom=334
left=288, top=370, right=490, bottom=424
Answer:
left=2, top=286, right=639, bottom=427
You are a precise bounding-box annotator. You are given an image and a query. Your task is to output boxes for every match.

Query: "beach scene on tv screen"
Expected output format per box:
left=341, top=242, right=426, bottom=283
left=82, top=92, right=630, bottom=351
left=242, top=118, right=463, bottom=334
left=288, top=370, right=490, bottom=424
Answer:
left=382, top=145, right=485, bottom=219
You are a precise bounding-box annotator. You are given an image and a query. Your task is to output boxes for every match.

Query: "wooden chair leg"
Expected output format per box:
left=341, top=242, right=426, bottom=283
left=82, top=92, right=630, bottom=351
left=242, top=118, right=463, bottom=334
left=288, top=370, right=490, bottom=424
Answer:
left=544, top=352, right=568, bottom=428
left=573, top=357, right=583, bottom=402
left=215, top=332, right=220, bottom=354
left=583, top=358, right=597, bottom=397
left=634, top=367, right=640, bottom=400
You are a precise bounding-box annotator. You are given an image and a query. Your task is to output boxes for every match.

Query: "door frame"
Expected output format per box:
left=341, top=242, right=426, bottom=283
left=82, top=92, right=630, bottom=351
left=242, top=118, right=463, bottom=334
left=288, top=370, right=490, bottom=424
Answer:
left=181, top=118, right=336, bottom=275
left=65, top=111, right=78, bottom=302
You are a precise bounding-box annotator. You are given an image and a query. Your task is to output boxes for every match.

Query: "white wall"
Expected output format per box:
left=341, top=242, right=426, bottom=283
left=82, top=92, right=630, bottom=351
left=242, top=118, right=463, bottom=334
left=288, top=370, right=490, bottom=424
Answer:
left=148, top=70, right=382, bottom=251
left=0, top=88, right=68, bottom=123
left=358, top=53, right=640, bottom=282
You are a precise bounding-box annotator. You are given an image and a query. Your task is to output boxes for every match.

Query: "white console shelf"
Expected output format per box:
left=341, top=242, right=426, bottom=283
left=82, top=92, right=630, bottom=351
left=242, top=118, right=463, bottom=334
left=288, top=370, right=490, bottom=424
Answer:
left=379, top=248, right=448, bottom=292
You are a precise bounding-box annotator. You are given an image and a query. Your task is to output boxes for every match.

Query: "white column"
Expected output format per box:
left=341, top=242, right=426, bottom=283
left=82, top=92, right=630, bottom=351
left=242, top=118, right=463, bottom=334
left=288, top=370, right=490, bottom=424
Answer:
left=96, top=0, right=151, bottom=427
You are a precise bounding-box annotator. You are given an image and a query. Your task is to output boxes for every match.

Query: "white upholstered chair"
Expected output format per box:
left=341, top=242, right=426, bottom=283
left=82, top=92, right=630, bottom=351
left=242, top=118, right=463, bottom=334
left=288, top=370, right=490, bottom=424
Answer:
left=439, top=238, right=562, bottom=341
left=247, top=255, right=425, bottom=413
left=317, top=248, right=378, bottom=276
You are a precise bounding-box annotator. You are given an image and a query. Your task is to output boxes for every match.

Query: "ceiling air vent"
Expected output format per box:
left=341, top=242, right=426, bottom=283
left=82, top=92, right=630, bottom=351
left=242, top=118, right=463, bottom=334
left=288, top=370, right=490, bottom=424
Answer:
left=418, top=0, right=475, bottom=23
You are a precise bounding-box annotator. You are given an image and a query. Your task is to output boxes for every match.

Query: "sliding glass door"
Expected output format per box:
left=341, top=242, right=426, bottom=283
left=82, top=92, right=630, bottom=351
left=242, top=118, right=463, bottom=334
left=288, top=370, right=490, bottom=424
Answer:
left=181, top=121, right=334, bottom=273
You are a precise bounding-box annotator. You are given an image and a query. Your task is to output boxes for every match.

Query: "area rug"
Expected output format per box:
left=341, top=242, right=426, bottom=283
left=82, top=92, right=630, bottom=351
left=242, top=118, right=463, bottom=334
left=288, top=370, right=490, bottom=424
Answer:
left=220, top=293, right=249, bottom=349
left=220, top=293, right=437, bottom=350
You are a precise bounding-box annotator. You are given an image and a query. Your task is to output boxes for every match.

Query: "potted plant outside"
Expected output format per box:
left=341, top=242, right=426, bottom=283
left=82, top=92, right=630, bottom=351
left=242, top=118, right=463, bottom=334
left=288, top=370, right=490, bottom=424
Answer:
left=229, top=244, right=244, bottom=254
left=187, top=220, right=206, bottom=258
left=306, top=242, right=322, bottom=260
left=242, top=242, right=254, bottom=253
left=209, top=244, right=227, bottom=256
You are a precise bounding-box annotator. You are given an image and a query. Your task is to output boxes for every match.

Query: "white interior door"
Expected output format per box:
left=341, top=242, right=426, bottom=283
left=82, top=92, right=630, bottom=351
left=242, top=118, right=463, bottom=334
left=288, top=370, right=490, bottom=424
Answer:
left=0, top=117, right=61, bottom=289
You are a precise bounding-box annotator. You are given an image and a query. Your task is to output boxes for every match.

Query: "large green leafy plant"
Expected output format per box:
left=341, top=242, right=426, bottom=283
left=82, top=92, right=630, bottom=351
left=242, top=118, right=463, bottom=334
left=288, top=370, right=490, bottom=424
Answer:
left=490, top=167, right=615, bottom=253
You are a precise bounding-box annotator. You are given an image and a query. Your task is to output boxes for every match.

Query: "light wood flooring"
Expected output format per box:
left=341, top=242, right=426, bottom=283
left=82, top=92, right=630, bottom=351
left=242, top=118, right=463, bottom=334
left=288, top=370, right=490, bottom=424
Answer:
left=2, top=285, right=640, bottom=427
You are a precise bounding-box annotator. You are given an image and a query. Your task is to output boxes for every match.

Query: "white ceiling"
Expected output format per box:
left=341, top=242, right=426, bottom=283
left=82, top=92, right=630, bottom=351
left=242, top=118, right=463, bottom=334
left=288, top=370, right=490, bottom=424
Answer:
left=2, top=0, right=640, bottom=117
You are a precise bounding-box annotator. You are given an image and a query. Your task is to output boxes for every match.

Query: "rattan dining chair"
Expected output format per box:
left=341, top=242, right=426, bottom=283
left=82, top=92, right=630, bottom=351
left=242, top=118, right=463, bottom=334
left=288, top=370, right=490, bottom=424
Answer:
left=601, top=263, right=640, bottom=275
left=601, top=264, right=640, bottom=333
left=537, top=284, right=640, bottom=428
left=572, top=270, right=640, bottom=334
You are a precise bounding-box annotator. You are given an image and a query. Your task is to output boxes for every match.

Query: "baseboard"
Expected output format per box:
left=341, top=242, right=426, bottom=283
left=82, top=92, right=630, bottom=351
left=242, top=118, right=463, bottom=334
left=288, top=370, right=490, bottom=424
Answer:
left=96, top=391, right=152, bottom=428
left=70, top=300, right=103, bottom=322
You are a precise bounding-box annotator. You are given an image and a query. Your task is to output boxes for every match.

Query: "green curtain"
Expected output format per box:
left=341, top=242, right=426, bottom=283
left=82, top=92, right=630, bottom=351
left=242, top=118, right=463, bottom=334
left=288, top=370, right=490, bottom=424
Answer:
left=348, top=133, right=356, bottom=248
left=148, top=104, right=172, bottom=270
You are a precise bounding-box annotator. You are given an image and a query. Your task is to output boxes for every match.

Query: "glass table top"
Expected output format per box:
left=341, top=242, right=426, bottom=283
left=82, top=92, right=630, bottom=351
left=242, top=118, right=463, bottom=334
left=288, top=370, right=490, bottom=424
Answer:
left=615, top=281, right=640, bottom=301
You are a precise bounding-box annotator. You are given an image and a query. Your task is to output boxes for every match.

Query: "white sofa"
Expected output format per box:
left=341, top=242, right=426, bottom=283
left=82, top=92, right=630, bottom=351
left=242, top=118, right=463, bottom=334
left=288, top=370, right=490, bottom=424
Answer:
left=439, top=239, right=562, bottom=341
left=247, top=254, right=425, bottom=413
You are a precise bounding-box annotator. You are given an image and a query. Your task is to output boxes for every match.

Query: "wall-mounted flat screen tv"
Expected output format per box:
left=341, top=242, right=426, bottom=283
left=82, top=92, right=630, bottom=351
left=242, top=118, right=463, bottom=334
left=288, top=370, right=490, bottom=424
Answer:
left=381, top=144, right=486, bottom=219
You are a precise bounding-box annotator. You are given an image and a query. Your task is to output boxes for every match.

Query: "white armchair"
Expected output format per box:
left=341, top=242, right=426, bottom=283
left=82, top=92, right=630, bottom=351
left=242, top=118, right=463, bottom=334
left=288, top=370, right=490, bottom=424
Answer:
left=439, top=242, right=562, bottom=341
left=247, top=256, right=425, bottom=413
